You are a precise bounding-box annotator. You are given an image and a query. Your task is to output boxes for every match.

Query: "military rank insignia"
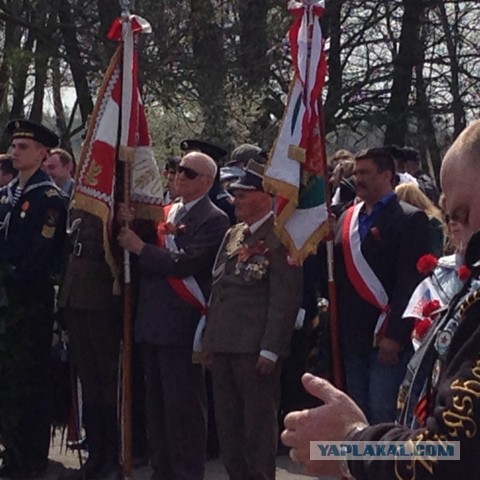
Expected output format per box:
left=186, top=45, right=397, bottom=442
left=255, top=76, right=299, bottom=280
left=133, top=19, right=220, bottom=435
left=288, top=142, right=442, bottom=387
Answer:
left=41, top=209, right=58, bottom=239
left=45, top=188, right=59, bottom=198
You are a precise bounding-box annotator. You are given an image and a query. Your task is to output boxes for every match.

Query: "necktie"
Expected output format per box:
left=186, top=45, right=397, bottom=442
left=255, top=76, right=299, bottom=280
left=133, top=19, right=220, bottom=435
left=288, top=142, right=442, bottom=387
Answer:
left=173, top=204, right=187, bottom=225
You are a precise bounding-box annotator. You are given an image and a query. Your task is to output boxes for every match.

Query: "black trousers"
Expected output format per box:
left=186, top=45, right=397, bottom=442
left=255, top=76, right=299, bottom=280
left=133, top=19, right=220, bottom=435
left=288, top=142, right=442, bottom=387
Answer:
left=142, top=344, right=207, bottom=480
left=0, top=277, right=55, bottom=472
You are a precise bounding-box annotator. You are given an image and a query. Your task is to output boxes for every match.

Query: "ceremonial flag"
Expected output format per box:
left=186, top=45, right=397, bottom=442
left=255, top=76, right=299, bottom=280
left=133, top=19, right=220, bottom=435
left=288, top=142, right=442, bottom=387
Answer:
left=264, top=0, right=329, bottom=263
left=402, top=277, right=444, bottom=321
left=73, top=14, right=163, bottom=291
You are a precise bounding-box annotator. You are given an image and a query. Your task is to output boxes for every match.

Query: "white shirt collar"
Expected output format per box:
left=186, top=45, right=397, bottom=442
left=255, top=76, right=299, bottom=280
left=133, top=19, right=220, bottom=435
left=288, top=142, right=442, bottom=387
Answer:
left=247, top=211, right=274, bottom=234
left=168, top=195, right=205, bottom=223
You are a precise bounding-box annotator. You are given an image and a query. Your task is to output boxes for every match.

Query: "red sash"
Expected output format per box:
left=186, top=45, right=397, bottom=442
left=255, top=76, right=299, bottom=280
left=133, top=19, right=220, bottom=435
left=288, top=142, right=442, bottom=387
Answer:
left=342, top=203, right=389, bottom=343
left=157, top=203, right=207, bottom=354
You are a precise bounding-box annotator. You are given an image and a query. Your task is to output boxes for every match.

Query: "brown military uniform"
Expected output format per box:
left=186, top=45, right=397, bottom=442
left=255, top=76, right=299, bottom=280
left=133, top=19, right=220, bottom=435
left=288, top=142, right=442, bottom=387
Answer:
left=58, top=209, right=121, bottom=471
left=204, top=217, right=303, bottom=480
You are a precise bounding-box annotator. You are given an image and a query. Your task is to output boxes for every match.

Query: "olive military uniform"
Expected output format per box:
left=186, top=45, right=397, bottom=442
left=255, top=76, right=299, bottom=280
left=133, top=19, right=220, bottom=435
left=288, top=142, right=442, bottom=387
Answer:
left=58, top=208, right=121, bottom=478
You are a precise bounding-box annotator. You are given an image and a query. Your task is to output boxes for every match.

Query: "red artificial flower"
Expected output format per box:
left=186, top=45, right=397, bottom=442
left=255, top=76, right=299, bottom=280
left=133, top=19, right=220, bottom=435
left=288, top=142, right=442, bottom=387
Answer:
left=370, top=226, right=382, bottom=241
left=422, top=299, right=441, bottom=317
left=457, top=265, right=472, bottom=282
left=414, top=317, right=433, bottom=340
left=237, top=240, right=270, bottom=262
left=157, top=222, right=186, bottom=236
left=416, top=254, right=438, bottom=275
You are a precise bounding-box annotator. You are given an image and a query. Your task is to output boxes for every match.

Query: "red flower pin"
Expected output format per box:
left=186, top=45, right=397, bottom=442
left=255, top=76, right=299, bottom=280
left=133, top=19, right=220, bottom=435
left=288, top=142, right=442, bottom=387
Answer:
left=416, top=254, right=438, bottom=275
left=414, top=317, right=433, bottom=340
left=370, top=226, right=382, bottom=241
left=457, top=265, right=471, bottom=282
left=422, top=299, right=441, bottom=317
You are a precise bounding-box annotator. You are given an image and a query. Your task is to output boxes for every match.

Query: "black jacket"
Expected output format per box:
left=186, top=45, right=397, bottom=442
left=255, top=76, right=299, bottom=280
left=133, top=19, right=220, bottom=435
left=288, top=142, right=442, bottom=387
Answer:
left=0, top=169, right=67, bottom=281
left=334, top=196, right=431, bottom=353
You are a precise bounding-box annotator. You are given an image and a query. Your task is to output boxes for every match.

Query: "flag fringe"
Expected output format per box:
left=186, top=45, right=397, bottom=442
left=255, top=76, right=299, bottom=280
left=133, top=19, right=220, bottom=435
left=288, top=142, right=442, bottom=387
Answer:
left=74, top=192, right=121, bottom=295
left=275, top=218, right=329, bottom=265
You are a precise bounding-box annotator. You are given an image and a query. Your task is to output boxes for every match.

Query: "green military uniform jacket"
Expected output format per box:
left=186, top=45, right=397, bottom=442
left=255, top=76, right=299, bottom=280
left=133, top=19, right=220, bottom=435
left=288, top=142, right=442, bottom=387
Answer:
left=204, top=215, right=303, bottom=358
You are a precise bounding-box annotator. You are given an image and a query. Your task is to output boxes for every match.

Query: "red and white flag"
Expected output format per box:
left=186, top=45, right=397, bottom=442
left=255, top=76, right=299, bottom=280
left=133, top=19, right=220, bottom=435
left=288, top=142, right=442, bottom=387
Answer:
left=73, top=15, right=163, bottom=290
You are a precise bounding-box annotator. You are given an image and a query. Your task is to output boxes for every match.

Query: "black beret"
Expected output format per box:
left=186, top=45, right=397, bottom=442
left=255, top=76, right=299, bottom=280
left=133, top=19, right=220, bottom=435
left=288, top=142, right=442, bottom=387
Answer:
left=180, top=139, right=227, bottom=162
left=6, top=119, right=59, bottom=148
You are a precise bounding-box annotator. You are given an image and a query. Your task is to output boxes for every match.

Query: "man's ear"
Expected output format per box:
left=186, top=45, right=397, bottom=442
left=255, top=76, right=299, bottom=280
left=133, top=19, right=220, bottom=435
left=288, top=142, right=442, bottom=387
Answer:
left=383, top=169, right=394, bottom=185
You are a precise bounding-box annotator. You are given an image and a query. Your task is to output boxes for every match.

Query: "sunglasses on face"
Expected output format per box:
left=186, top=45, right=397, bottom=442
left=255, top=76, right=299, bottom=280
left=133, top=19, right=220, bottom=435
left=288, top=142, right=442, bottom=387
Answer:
left=177, top=165, right=201, bottom=180
left=445, top=206, right=469, bottom=225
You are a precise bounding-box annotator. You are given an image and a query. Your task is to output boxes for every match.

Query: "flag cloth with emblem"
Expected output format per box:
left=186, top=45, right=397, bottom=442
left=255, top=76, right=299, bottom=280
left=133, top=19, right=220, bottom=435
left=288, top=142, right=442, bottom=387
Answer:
left=73, top=14, right=163, bottom=290
left=264, top=0, right=328, bottom=263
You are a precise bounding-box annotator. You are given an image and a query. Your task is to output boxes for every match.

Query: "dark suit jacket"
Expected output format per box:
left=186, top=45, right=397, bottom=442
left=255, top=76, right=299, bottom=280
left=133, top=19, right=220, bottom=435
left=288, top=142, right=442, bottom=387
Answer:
left=204, top=216, right=303, bottom=358
left=334, top=196, right=432, bottom=354
left=135, top=195, right=230, bottom=346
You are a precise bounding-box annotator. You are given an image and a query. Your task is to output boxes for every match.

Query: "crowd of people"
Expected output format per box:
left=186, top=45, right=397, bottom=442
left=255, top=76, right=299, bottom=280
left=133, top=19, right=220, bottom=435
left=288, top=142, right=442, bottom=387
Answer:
left=0, top=116, right=479, bottom=480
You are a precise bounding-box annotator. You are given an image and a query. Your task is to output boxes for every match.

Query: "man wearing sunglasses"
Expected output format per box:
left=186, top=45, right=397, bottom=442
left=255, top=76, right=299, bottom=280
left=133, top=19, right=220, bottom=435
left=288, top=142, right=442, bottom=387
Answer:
left=118, top=151, right=230, bottom=480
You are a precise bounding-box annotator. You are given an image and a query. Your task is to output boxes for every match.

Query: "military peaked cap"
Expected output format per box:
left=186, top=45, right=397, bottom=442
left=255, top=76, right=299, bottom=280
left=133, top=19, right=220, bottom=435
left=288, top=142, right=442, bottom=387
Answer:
left=230, top=159, right=265, bottom=192
left=180, top=139, right=227, bottom=162
left=6, top=119, right=59, bottom=149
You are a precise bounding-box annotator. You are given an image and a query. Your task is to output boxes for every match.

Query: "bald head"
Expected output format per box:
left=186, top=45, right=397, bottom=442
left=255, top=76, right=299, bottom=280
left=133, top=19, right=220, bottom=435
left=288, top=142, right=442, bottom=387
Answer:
left=182, top=152, right=217, bottom=177
left=175, top=151, right=217, bottom=202
left=441, top=120, right=480, bottom=249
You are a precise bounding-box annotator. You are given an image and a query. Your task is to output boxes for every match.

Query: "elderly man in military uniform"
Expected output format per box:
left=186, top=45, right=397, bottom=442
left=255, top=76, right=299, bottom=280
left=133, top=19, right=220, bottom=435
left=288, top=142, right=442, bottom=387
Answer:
left=204, top=160, right=303, bottom=480
left=282, top=119, right=480, bottom=480
left=0, top=119, right=67, bottom=478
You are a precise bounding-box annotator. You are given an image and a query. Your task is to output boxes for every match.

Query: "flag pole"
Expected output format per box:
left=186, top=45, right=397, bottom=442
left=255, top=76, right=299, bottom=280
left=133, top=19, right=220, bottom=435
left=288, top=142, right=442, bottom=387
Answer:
left=119, top=1, right=134, bottom=478
left=318, top=104, right=343, bottom=390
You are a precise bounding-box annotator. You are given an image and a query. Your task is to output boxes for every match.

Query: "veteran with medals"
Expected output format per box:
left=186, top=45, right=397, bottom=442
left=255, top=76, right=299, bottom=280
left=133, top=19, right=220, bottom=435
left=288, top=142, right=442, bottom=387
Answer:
left=203, top=160, right=303, bottom=480
left=0, top=119, right=67, bottom=478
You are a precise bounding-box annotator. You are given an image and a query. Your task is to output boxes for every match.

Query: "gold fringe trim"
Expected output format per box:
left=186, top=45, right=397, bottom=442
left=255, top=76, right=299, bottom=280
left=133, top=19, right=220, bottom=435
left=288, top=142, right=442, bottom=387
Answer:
left=74, top=193, right=121, bottom=296
left=275, top=220, right=330, bottom=266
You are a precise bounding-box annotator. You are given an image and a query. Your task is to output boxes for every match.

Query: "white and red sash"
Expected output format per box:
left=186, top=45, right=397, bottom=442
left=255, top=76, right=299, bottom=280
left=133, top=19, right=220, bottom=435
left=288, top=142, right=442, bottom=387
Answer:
left=157, top=203, right=207, bottom=357
left=342, top=202, right=390, bottom=343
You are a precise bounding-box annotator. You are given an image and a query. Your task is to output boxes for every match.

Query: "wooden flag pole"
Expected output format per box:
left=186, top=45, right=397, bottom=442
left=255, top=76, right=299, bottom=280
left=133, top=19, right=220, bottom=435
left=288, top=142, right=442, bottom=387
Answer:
left=119, top=1, right=134, bottom=478
left=318, top=103, right=344, bottom=390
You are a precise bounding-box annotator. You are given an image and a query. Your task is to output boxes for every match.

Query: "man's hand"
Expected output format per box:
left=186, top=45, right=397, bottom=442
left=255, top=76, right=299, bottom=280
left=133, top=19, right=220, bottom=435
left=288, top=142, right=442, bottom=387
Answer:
left=118, top=226, right=145, bottom=255
left=256, top=355, right=276, bottom=375
left=377, top=337, right=402, bottom=365
left=281, top=373, right=368, bottom=477
left=117, top=202, right=135, bottom=225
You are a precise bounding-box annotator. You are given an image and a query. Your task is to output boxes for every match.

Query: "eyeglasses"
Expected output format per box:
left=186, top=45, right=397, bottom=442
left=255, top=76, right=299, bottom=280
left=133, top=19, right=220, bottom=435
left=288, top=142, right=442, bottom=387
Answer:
left=177, top=165, right=202, bottom=180
left=445, top=206, right=469, bottom=225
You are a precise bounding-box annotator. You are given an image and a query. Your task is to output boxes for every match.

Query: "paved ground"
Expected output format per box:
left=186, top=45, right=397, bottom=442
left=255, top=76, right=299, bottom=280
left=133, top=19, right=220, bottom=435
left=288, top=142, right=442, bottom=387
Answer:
left=42, top=440, right=315, bottom=480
